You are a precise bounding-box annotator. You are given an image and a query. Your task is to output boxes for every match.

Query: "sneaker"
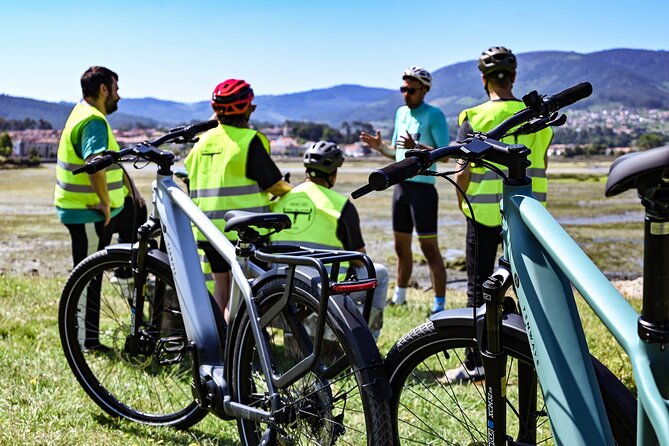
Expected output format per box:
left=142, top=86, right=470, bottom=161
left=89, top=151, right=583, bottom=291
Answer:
left=386, top=298, right=407, bottom=306
left=439, top=364, right=485, bottom=384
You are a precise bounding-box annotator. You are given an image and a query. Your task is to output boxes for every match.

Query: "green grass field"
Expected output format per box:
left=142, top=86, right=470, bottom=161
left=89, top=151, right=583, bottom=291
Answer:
left=0, top=160, right=643, bottom=444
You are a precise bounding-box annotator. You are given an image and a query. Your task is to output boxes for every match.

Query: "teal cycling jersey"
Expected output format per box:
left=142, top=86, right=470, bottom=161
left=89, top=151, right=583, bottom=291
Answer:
left=391, top=102, right=449, bottom=185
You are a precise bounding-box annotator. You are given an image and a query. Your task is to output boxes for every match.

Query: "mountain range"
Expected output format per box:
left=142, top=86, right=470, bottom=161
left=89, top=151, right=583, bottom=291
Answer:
left=1, top=49, right=668, bottom=129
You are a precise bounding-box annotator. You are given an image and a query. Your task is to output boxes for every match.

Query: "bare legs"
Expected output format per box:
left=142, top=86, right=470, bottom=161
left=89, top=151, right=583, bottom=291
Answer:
left=393, top=231, right=446, bottom=296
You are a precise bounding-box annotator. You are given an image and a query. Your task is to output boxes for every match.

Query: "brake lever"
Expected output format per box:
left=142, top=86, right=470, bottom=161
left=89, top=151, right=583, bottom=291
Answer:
left=508, top=113, right=567, bottom=137
left=172, top=136, right=200, bottom=145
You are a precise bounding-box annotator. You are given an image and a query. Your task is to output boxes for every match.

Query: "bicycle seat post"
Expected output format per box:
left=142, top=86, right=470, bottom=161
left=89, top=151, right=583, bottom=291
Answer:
left=639, top=207, right=669, bottom=345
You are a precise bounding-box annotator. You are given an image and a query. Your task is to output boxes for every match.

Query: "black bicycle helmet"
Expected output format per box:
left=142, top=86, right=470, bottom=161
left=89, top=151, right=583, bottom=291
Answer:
left=304, top=141, right=344, bottom=175
left=478, top=46, right=517, bottom=77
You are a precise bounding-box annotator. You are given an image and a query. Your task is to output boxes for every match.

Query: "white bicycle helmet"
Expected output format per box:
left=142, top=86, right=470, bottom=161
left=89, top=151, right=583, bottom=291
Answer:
left=402, top=66, right=432, bottom=90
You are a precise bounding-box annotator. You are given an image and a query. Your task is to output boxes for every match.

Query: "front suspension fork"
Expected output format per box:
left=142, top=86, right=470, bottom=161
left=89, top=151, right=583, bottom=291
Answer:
left=480, top=258, right=538, bottom=445
left=125, top=217, right=161, bottom=355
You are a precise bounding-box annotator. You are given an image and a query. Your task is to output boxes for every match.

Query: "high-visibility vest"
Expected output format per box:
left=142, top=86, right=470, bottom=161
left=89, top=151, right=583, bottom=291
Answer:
left=54, top=102, right=125, bottom=211
left=458, top=100, right=553, bottom=227
left=184, top=124, right=272, bottom=241
left=270, top=181, right=347, bottom=250
left=270, top=181, right=350, bottom=278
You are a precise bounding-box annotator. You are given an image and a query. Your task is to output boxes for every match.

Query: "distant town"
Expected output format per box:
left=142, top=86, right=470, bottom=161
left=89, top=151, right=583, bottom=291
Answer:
left=3, top=106, right=668, bottom=163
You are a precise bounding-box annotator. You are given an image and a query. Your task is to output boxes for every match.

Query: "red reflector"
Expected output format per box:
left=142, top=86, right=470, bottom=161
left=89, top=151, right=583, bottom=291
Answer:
left=331, top=279, right=377, bottom=294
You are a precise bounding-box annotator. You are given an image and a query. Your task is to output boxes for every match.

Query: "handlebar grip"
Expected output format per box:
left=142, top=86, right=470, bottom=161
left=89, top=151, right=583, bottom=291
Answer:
left=188, top=119, right=218, bottom=135
left=545, top=82, right=592, bottom=112
left=72, top=154, right=115, bottom=175
left=368, top=156, right=424, bottom=191
left=351, top=184, right=373, bottom=199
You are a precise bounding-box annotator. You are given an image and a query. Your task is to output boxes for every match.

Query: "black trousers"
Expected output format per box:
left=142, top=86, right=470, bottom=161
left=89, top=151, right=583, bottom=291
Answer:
left=115, top=196, right=148, bottom=244
left=464, top=218, right=503, bottom=369
left=465, top=217, right=503, bottom=308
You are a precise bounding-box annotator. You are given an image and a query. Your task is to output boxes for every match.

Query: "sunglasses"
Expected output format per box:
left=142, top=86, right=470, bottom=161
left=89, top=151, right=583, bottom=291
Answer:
left=400, top=86, right=423, bottom=95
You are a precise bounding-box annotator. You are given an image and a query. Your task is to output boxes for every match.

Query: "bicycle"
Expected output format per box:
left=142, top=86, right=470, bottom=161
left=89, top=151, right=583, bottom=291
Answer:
left=353, top=82, right=669, bottom=445
left=58, top=121, right=393, bottom=445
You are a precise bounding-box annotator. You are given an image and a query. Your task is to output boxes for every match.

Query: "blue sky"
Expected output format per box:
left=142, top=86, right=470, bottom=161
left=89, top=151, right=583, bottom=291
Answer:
left=2, top=0, right=667, bottom=103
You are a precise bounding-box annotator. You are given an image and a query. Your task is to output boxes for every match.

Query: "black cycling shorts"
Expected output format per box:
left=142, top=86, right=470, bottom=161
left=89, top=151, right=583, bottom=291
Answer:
left=197, top=241, right=231, bottom=273
left=392, top=181, right=439, bottom=237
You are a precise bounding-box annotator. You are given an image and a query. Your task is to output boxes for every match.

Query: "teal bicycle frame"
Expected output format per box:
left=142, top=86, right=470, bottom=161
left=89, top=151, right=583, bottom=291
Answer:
left=354, top=82, right=669, bottom=445
left=502, top=181, right=669, bottom=445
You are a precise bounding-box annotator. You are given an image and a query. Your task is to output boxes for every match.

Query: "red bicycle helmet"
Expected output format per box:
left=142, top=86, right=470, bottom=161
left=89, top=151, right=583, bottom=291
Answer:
left=211, top=79, right=254, bottom=115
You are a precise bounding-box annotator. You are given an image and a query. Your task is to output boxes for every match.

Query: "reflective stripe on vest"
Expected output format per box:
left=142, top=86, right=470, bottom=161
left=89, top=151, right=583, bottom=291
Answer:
left=458, top=100, right=553, bottom=227
left=54, top=102, right=125, bottom=210
left=184, top=124, right=272, bottom=241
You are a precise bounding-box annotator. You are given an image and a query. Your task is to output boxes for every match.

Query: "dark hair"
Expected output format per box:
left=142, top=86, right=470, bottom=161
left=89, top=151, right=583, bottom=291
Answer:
left=81, top=66, right=118, bottom=99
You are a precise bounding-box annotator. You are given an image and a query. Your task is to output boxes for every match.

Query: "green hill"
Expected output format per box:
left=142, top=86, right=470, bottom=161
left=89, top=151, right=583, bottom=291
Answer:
left=2, top=49, right=667, bottom=128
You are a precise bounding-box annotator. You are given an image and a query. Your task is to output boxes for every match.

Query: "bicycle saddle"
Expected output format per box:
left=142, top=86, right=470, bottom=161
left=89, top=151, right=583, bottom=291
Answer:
left=224, top=210, right=292, bottom=232
left=605, top=145, right=669, bottom=197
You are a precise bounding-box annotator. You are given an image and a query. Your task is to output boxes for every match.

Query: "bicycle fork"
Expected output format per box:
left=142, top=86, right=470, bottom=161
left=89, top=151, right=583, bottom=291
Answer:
left=480, top=259, right=539, bottom=446
left=125, top=217, right=163, bottom=356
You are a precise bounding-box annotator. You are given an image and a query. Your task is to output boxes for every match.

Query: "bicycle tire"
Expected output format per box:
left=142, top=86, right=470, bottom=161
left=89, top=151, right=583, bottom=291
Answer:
left=59, top=248, right=207, bottom=429
left=232, top=277, right=393, bottom=445
left=385, top=320, right=636, bottom=445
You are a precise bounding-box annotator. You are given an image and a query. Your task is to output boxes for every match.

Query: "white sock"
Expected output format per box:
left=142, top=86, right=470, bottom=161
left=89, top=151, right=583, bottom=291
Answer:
left=392, top=286, right=408, bottom=304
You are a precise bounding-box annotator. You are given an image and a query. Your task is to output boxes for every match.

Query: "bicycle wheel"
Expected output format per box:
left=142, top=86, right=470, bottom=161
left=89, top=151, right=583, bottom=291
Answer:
left=385, top=320, right=636, bottom=445
left=59, top=248, right=207, bottom=429
left=232, top=277, right=393, bottom=445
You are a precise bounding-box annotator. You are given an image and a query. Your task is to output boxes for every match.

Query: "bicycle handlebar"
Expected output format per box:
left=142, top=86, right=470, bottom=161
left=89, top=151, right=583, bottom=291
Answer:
left=72, top=119, right=218, bottom=175
left=352, top=82, right=592, bottom=198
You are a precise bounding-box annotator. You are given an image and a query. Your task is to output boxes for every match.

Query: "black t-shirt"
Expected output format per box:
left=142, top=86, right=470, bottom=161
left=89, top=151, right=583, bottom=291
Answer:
left=456, top=118, right=473, bottom=142
left=336, top=200, right=365, bottom=251
left=246, top=135, right=283, bottom=190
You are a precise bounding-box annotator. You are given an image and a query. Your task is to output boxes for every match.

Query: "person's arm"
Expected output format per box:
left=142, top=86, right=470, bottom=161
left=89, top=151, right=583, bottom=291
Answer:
left=453, top=116, right=475, bottom=208
left=453, top=163, right=471, bottom=209
left=360, top=130, right=395, bottom=159
left=80, top=119, right=112, bottom=224
left=337, top=201, right=366, bottom=268
left=247, top=135, right=292, bottom=197
left=265, top=179, right=292, bottom=197
left=88, top=167, right=111, bottom=225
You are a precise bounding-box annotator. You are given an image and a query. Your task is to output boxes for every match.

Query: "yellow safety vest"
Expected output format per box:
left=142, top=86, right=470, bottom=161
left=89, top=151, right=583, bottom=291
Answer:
left=458, top=100, right=553, bottom=227
left=270, top=181, right=349, bottom=278
left=185, top=125, right=272, bottom=241
left=54, top=102, right=125, bottom=211
left=270, top=181, right=347, bottom=249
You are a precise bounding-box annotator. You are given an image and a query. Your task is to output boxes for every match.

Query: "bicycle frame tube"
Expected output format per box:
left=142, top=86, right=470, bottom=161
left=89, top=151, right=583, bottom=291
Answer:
left=502, top=183, right=669, bottom=445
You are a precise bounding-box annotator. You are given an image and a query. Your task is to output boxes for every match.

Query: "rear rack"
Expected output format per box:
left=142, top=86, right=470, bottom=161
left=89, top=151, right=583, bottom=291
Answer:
left=253, top=244, right=377, bottom=388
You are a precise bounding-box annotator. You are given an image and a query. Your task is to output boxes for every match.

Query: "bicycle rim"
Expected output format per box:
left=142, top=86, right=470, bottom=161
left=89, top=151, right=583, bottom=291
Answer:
left=232, top=277, right=392, bottom=445
left=59, top=249, right=206, bottom=428
left=386, top=321, right=636, bottom=445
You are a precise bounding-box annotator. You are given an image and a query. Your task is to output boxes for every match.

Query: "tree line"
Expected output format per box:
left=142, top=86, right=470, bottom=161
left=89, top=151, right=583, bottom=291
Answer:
left=283, top=120, right=375, bottom=144
left=0, top=117, right=53, bottom=131
left=552, top=125, right=665, bottom=153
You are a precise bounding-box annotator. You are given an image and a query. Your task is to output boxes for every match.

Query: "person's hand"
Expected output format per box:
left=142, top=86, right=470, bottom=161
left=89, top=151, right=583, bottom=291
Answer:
left=136, top=195, right=146, bottom=208
left=360, top=130, right=382, bottom=150
left=88, top=201, right=111, bottom=225
left=398, top=131, right=416, bottom=149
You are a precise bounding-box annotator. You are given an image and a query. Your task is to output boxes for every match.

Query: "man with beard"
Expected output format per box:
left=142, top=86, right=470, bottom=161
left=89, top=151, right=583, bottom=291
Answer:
left=54, top=66, right=126, bottom=270
left=360, top=66, right=449, bottom=315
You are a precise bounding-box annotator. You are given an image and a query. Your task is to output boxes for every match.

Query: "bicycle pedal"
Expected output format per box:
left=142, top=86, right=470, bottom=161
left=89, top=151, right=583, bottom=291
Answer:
left=155, top=336, right=188, bottom=365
